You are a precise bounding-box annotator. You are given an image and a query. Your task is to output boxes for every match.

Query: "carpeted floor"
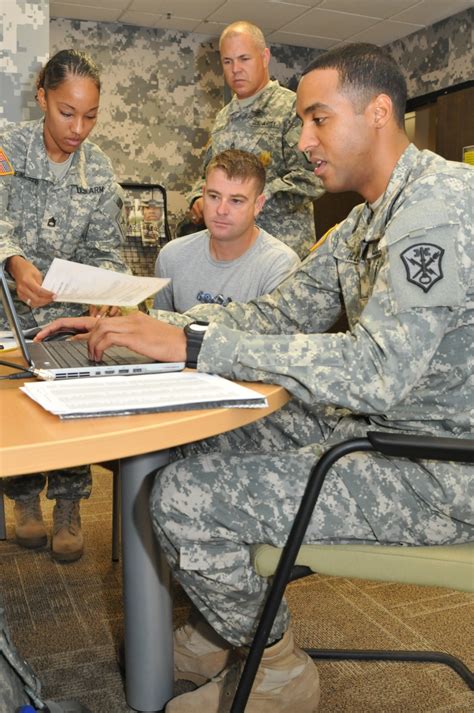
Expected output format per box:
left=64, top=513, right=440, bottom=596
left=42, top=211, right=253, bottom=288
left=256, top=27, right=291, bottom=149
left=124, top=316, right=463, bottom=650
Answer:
left=1, top=466, right=473, bottom=712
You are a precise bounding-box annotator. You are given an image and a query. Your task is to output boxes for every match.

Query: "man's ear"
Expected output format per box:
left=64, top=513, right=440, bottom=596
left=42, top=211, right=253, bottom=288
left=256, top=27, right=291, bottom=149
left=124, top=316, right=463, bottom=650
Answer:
left=371, top=93, right=392, bottom=129
left=36, top=87, right=47, bottom=113
left=262, top=47, right=270, bottom=68
left=254, top=192, right=266, bottom=215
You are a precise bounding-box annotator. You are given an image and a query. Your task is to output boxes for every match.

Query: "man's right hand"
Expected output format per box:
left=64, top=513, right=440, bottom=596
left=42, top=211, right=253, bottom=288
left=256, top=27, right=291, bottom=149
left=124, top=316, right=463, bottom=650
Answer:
left=190, top=197, right=204, bottom=223
left=35, top=312, right=187, bottom=364
left=86, top=312, right=187, bottom=363
left=7, top=255, right=55, bottom=308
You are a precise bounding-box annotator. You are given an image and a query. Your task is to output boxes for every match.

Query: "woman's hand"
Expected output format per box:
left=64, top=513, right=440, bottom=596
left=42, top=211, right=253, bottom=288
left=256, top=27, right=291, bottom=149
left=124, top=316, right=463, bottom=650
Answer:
left=7, top=255, right=55, bottom=308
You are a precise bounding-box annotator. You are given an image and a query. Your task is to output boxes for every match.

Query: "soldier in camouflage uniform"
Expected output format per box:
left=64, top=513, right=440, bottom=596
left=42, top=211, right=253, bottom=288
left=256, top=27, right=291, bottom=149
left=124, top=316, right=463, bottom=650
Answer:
left=0, top=49, right=129, bottom=563
left=37, top=44, right=473, bottom=712
left=188, top=21, right=324, bottom=259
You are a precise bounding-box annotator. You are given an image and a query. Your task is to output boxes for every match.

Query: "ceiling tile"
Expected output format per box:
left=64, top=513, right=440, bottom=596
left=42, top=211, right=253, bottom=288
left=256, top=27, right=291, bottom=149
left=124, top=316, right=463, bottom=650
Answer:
left=50, top=3, right=123, bottom=22
left=49, top=0, right=471, bottom=47
left=119, top=10, right=161, bottom=27
left=351, top=18, right=424, bottom=45
left=284, top=7, right=380, bottom=38
left=269, top=30, right=336, bottom=48
left=153, top=17, right=203, bottom=32
left=51, top=0, right=129, bottom=7
left=192, top=20, right=229, bottom=38
left=129, top=0, right=223, bottom=16
left=208, top=0, right=311, bottom=30
left=266, top=0, right=317, bottom=6
left=394, top=0, right=474, bottom=25
left=319, top=0, right=418, bottom=19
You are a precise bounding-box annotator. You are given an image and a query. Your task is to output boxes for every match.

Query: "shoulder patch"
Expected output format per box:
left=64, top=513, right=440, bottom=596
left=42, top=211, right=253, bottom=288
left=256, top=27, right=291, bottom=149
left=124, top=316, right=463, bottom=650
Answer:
left=0, top=147, right=14, bottom=176
left=400, top=243, right=444, bottom=293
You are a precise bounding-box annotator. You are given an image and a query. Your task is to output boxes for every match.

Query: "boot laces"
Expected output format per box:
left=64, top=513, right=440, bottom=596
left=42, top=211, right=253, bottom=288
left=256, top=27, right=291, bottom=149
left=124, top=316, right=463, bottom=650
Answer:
left=17, top=497, right=43, bottom=525
left=54, top=500, right=80, bottom=535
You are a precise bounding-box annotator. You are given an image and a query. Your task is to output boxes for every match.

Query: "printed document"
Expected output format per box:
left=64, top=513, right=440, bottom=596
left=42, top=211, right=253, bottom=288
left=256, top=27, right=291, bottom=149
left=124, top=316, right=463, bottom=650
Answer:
left=42, top=258, right=169, bottom=306
left=20, top=372, right=268, bottom=419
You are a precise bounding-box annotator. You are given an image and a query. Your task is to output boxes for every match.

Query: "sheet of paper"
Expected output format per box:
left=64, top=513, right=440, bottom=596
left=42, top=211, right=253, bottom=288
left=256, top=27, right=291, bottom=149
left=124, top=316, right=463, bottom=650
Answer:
left=42, top=258, right=169, bottom=306
left=20, top=372, right=268, bottom=419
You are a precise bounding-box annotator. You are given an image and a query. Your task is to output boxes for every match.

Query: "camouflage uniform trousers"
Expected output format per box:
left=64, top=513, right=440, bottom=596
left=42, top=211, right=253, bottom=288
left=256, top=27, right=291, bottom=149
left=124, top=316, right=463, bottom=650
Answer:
left=150, top=402, right=473, bottom=647
left=3, top=467, right=91, bottom=502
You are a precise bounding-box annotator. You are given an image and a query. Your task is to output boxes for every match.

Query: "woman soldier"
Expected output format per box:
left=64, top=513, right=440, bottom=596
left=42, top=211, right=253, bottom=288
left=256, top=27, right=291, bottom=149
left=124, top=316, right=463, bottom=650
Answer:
left=0, top=49, right=129, bottom=562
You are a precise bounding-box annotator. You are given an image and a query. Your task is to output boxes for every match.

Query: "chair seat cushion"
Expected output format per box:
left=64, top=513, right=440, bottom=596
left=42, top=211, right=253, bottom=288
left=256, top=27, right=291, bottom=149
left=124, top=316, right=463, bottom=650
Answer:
left=252, top=542, right=474, bottom=592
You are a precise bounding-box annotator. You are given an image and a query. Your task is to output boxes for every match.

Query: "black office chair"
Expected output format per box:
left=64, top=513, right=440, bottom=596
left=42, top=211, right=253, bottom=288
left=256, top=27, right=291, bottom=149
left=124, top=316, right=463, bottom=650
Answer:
left=231, top=431, right=474, bottom=713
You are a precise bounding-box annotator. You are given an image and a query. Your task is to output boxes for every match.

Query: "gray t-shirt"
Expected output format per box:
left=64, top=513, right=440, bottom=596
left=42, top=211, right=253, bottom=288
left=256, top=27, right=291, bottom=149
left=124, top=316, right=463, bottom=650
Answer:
left=154, top=228, right=300, bottom=312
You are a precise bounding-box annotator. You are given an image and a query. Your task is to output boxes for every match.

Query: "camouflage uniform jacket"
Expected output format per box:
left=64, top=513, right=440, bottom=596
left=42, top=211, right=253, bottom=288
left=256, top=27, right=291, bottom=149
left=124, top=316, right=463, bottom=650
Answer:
left=188, top=81, right=324, bottom=258
left=159, top=144, right=473, bottom=438
left=0, top=119, right=129, bottom=328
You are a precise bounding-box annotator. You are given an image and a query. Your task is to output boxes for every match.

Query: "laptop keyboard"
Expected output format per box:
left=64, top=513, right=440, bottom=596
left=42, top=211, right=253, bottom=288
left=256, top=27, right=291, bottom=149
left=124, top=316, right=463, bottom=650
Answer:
left=44, top=340, right=136, bottom=367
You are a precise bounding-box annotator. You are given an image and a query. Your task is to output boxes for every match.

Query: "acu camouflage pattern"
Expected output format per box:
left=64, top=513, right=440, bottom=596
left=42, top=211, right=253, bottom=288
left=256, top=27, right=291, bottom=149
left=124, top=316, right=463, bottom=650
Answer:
left=0, top=0, right=48, bottom=126
left=188, top=80, right=323, bottom=258
left=150, top=145, right=473, bottom=646
left=0, top=118, right=129, bottom=331
left=44, top=9, right=472, bottom=235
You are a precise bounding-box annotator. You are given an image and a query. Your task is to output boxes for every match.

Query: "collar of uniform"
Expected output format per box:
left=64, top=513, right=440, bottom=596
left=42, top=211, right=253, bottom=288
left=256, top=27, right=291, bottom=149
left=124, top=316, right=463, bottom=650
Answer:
left=228, top=80, right=280, bottom=115
left=370, top=143, right=420, bottom=229
left=23, top=118, right=94, bottom=190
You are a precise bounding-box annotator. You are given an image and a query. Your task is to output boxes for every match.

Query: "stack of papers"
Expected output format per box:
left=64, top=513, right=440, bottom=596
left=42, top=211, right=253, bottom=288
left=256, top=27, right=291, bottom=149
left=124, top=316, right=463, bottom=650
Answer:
left=20, top=372, right=268, bottom=420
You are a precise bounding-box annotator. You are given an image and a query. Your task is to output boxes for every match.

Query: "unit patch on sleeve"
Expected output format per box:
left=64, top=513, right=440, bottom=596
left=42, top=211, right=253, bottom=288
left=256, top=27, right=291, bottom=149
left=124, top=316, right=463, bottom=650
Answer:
left=0, top=147, right=14, bottom=176
left=400, top=243, right=444, bottom=293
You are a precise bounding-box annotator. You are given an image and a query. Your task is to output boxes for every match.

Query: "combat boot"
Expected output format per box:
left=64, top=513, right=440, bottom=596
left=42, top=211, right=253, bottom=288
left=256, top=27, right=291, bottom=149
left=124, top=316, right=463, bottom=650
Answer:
left=166, top=627, right=320, bottom=713
left=14, top=496, right=47, bottom=548
left=174, top=613, right=236, bottom=685
left=52, top=499, right=84, bottom=562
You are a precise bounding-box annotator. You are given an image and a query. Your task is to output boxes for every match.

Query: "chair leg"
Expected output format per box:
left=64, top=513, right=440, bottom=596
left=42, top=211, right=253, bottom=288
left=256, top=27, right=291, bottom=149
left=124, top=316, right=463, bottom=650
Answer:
left=307, top=648, right=474, bottom=689
left=111, top=465, right=121, bottom=563
left=230, top=438, right=373, bottom=713
left=0, top=487, right=6, bottom=540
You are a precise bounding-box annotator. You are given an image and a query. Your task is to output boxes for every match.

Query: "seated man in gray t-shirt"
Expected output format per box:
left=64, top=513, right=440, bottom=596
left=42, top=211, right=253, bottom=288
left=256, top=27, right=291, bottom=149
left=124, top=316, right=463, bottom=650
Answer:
left=154, top=149, right=300, bottom=312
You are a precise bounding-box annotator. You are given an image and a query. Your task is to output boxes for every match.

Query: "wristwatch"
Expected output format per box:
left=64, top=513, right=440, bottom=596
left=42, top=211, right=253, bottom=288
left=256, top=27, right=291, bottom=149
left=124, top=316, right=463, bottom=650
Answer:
left=184, top=321, right=209, bottom=368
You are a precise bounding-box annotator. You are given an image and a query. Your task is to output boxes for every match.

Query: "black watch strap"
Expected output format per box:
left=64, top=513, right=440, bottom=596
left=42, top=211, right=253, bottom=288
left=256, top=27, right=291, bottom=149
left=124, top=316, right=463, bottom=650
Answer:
left=184, top=322, right=209, bottom=368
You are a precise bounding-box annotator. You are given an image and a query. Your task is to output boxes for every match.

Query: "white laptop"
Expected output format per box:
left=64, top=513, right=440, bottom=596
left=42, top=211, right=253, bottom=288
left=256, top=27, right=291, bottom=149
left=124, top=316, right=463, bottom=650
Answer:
left=0, top=266, right=185, bottom=380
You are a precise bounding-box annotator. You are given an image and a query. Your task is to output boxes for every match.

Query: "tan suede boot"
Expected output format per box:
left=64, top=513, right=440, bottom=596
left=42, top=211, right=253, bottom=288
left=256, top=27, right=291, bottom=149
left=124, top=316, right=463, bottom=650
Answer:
left=174, top=614, right=235, bottom=685
left=14, top=496, right=47, bottom=549
left=166, top=627, right=320, bottom=713
left=52, top=499, right=84, bottom=563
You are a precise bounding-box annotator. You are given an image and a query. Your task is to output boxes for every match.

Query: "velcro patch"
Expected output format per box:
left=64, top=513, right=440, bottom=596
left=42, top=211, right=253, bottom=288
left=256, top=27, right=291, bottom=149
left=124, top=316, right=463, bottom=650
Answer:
left=0, top=147, right=14, bottom=176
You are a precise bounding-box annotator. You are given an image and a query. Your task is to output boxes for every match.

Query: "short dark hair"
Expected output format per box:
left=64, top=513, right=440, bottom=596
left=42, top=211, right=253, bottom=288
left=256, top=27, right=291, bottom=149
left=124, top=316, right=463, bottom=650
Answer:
left=206, top=149, right=266, bottom=194
left=303, top=43, right=407, bottom=127
left=36, top=49, right=101, bottom=95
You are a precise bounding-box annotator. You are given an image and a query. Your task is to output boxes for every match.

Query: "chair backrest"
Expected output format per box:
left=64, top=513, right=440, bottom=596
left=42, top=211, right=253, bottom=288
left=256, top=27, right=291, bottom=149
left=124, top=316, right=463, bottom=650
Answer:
left=120, top=182, right=171, bottom=278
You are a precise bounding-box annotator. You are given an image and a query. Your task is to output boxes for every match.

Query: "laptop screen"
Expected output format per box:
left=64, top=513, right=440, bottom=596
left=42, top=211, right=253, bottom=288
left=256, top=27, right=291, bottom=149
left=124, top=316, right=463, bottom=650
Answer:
left=0, top=265, right=33, bottom=367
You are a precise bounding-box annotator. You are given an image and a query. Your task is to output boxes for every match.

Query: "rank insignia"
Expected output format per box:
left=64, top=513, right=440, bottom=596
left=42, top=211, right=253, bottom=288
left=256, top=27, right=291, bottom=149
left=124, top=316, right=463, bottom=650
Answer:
left=0, top=147, right=14, bottom=176
left=400, top=243, right=444, bottom=293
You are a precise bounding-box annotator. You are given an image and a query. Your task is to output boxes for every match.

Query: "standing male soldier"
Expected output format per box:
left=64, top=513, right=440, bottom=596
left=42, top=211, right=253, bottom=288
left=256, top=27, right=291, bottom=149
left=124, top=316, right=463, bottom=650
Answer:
left=189, top=21, right=324, bottom=259
left=37, top=44, right=473, bottom=712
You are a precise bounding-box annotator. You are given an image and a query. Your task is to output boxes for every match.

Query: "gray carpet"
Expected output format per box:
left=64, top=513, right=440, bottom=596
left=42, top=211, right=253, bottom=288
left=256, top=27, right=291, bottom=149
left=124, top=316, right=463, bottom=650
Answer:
left=1, top=466, right=473, bottom=712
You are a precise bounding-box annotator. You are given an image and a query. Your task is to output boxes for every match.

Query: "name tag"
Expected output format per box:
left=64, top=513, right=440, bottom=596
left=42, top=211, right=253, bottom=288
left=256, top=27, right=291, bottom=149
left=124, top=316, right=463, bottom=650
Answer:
left=76, top=186, right=105, bottom=194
